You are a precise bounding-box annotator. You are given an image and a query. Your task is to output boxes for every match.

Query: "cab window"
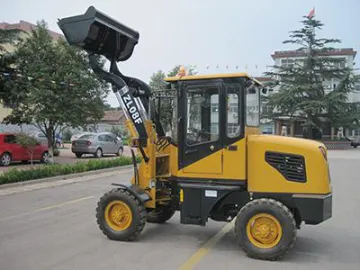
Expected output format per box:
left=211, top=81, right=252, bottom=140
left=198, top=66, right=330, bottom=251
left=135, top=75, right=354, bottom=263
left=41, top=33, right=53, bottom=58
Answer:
left=246, top=84, right=260, bottom=127
left=186, top=85, right=219, bottom=146
left=226, top=84, right=241, bottom=138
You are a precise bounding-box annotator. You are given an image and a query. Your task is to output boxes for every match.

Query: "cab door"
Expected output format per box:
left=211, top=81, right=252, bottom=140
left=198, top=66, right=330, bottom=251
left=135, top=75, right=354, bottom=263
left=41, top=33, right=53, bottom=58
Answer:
left=178, top=79, right=225, bottom=175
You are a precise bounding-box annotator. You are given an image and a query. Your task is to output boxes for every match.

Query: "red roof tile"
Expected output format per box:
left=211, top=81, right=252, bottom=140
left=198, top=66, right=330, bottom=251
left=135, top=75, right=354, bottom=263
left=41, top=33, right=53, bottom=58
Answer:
left=0, top=20, right=63, bottom=40
left=101, top=110, right=126, bottom=124
left=271, top=48, right=357, bottom=59
left=255, top=76, right=275, bottom=82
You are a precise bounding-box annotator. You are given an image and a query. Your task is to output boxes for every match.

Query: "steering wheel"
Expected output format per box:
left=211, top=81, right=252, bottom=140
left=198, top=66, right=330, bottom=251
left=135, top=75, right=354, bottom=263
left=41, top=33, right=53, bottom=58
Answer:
left=186, top=127, right=211, bottom=144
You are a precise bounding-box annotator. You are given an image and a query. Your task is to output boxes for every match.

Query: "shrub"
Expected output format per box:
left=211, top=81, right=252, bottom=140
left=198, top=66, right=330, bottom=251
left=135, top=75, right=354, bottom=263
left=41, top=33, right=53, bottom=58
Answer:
left=0, top=156, right=142, bottom=185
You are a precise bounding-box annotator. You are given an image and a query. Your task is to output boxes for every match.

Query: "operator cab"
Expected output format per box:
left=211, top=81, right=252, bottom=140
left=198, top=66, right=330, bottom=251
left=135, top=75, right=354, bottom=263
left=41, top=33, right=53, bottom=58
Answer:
left=164, top=72, right=263, bottom=171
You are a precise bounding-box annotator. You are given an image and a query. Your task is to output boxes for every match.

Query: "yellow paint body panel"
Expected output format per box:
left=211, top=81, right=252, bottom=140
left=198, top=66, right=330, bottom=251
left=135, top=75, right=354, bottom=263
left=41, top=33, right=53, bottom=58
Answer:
left=247, top=135, right=331, bottom=194
left=182, top=150, right=222, bottom=174
left=129, top=119, right=157, bottom=208
left=170, top=127, right=262, bottom=180
left=222, top=139, right=246, bottom=179
left=164, top=72, right=263, bottom=86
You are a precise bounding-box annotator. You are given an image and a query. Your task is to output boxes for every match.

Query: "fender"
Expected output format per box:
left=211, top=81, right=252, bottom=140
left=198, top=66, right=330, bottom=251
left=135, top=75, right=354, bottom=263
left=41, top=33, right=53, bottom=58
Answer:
left=111, top=183, right=151, bottom=203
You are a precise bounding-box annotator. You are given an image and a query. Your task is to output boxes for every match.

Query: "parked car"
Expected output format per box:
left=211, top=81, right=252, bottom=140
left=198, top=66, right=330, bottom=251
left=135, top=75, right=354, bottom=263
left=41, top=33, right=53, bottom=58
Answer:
left=0, top=133, right=49, bottom=166
left=71, top=132, right=124, bottom=158
left=27, top=131, right=63, bottom=148
left=71, top=132, right=93, bottom=142
left=348, top=135, right=360, bottom=148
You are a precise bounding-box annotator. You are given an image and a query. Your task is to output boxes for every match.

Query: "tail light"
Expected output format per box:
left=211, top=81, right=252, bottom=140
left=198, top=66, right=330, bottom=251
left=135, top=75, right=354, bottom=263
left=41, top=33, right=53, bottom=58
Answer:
left=319, top=146, right=327, bottom=161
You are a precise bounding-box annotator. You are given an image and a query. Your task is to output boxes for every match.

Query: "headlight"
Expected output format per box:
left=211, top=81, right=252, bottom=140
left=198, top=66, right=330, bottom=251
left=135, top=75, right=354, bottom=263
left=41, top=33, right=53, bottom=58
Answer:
left=319, top=146, right=327, bottom=161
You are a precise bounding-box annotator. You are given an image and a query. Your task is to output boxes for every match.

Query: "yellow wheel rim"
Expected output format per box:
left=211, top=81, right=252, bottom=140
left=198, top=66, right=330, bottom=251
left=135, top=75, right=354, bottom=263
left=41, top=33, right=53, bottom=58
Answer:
left=246, top=213, right=282, bottom=249
left=104, top=200, right=133, bottom=231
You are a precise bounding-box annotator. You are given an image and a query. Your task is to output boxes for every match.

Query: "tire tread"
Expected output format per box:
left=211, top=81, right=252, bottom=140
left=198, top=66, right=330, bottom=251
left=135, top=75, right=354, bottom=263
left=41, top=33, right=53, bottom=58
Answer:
left=95, top=188, right=146, bottom=241
left=235, top=198, right=297, bottom=261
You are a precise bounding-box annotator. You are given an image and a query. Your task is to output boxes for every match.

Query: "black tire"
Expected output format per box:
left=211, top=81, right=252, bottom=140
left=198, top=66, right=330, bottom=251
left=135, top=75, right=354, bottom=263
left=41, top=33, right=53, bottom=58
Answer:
left=75, top=153, right=83, bottom=158
left=96, top=188, right=147, bottom=241
left=41, top=151, right=49, bottom=163
left=146, top=206, right=175, bottom=223
left=94, top=148, right=102, bottom=158
left=0, top=152, right=12, bottom=166
left=116, top=147, right=124, bottom=156
left=235, top=198, right=297, bottom=261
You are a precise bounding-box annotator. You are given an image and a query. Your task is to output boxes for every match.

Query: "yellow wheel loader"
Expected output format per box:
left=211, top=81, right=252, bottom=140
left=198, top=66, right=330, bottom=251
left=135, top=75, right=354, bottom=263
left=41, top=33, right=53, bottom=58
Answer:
left=58, top=6, right=332, bottom=261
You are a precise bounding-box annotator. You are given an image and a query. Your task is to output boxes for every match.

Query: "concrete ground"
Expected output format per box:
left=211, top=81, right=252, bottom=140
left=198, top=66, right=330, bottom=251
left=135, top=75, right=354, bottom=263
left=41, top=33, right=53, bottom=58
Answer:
left=0, top=150, right=359, bottom=269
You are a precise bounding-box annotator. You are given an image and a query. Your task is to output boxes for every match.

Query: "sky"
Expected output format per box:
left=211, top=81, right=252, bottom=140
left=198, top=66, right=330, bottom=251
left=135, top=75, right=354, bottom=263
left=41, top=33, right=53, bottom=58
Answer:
left=1, top=0, right=359, bottom=107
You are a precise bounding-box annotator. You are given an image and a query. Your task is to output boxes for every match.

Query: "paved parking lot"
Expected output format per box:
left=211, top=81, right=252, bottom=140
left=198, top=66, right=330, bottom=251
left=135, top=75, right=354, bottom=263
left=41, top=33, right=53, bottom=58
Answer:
left=0, top=150, right=359, bottom=269
left=0, top=144, right=132, bottom=174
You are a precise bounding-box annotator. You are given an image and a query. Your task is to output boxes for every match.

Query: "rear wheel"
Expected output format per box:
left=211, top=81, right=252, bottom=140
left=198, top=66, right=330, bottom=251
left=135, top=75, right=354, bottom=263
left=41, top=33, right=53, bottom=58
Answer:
left=94, top=148, right=102, bottom=158
left=75, top=153, right=83, bottom=158
left=41, top=151, right=49, bottom=163
left=116, top=147, right=124, bottom=156
left=235, top=198, right=297, bottom=261
left=96, top=188, right=147, bottom=241
left=146, top=206, right=175, bottom=223
left=0, top=152, right=11, bottom=166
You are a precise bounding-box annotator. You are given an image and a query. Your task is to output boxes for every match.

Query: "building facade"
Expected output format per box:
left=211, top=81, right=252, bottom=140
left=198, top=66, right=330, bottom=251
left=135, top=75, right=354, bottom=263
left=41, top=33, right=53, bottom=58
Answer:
left=263, top=48, right=359, bottom=137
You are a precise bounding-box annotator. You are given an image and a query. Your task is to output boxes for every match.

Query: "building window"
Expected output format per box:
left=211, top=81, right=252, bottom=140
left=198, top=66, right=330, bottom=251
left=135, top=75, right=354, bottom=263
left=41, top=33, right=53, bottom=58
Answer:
left=334, top=58, right=346, bottom=68
left=281, top=58, right=294, bottom=68
left=261, top=104, right=273, bottom=115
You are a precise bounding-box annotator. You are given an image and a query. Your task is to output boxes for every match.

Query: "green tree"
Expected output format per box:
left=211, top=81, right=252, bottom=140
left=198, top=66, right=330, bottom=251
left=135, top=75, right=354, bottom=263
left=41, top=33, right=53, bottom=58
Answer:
left=149, top=65, right=198, bottom=133
left=0, top=21, right=109, bottom=163
left=0, top=28, right=24, bottom=104
left=264, top=13, right=360, bottom=138
left=16, top=133, right=39, bottom=165
left=148, top=70, right=170, bottom=131
left=0, top=28, right=23, bottom=52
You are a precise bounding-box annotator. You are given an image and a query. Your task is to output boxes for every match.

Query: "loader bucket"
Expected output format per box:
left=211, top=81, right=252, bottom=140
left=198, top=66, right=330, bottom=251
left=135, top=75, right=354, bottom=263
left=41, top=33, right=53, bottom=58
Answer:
left=57, top=6, right=139, bottom=62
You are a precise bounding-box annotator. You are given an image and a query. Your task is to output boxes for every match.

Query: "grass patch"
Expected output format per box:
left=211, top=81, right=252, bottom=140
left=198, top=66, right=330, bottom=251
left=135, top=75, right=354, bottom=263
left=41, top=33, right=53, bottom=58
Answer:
left=0, top=156, right=141, bottom=185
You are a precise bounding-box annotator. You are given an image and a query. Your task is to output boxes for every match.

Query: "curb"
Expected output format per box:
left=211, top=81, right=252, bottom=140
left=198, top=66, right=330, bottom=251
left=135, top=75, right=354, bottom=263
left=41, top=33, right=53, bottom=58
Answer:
left=0, top=165, right=134, bottom=190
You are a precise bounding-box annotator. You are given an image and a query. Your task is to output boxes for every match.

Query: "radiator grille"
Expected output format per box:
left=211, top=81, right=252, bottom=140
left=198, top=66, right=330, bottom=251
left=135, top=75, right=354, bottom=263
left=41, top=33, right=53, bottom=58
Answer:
left=265, top=152, right=306, bottom=183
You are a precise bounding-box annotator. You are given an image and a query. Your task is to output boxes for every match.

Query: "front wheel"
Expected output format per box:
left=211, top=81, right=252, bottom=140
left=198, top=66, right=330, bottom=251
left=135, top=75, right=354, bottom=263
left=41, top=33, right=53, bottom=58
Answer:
left=235, top=198, right=297, bottom=261
left=96, top=188, right=147, bottom=241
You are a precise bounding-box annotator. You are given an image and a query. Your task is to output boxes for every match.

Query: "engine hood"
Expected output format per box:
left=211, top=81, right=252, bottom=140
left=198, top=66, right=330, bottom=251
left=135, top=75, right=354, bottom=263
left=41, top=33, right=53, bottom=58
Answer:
left=247, top=134, right=326, bottom=153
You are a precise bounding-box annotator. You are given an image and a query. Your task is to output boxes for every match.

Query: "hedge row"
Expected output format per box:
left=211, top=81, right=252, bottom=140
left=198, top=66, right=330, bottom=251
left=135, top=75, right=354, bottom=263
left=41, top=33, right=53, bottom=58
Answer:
left=0, top=156, right=141, bottom=185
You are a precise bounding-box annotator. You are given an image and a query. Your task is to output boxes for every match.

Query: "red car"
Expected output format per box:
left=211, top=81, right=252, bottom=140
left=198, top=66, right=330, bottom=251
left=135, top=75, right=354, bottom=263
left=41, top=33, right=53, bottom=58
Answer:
left=0, top=133, right=49, bottom=166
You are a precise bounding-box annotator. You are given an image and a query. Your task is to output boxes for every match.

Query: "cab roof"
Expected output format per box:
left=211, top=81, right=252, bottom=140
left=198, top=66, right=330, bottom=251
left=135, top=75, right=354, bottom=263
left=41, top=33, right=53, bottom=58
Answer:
left=164, top=72, right=263, bottom=86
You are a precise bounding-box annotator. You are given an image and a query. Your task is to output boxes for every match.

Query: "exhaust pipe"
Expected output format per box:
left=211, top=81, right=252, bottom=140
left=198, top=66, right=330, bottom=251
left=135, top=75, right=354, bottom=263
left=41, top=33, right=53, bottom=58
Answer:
left=57, top=6, right=139, bottom=61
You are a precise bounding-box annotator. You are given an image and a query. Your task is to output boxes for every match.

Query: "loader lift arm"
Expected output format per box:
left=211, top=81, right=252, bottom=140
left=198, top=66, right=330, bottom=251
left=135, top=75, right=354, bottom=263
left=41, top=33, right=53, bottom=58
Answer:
left=57, top=5, right=166, bottom=158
